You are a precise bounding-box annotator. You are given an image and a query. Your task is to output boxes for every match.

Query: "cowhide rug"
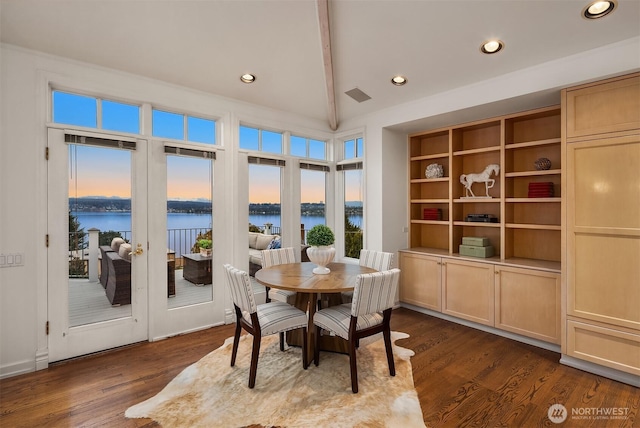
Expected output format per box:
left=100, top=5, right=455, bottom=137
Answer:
left=125, top=331, right=425, bottom=427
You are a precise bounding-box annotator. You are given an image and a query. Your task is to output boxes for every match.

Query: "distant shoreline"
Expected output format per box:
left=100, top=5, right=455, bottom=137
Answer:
left=69, top=197, right=362, bottom=216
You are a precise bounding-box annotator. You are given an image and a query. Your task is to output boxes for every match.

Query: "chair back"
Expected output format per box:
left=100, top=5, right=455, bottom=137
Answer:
left=261, top=247, right=296, bottom=268
left=223, top=264, right=257, bottom=314
left=359, top=249, right=394, bottom=271
left=351, top=269, right=400, bottom=317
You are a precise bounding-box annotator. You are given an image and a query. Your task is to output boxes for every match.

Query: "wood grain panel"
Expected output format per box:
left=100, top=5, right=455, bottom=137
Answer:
left=399, top=252, right=441, bottom=311
left=566, top=73, right=640, bottom=139
left=442, top=259, right=494, bottom=326
left=567, top=319, right=640, bottom=376
left=495, top=266, right=560, bottom=343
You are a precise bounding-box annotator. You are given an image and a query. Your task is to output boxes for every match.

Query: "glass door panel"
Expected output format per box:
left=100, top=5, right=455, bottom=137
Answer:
left=48, top=128, right=147, bottom=363
left=68, top=144, right=133, bottom=325
left=166, top=155, right=213, bottom=308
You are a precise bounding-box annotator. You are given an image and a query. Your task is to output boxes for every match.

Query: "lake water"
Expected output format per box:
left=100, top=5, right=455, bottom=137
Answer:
left=74, top=212, right=362, bottom=257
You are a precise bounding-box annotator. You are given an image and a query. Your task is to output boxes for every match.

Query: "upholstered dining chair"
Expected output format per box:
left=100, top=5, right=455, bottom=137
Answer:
left=313, top=268, right=400, bottom=393
left=261, top=247, right=297, bottom=304
left=341, top=249, right=395, bottom=303
left=223, top=264, right=308, bottom=389
left=261, top=247, right=298, bottom=351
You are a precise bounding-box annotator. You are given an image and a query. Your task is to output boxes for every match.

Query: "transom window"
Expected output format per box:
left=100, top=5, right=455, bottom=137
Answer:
left=239, top=125, right=283, bottom=154
left=152, top=109, right=216, bottom=144
left=52, top=90, right=140, bottom=134
left=291, top=135, right=326, bottom=160
left=344, top=137, right=363, bottom=160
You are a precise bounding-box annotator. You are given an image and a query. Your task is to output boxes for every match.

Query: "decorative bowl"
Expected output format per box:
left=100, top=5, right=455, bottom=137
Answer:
left=534, top=157, right=551, bottom=171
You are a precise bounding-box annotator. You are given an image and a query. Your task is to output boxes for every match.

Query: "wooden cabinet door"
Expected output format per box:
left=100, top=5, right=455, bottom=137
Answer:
left=565, top=73, right=640, bottom=140
left=495, top=266, right=561, bottom=344
left=566, top=135, right=640, bottom=331
left=442, top=259, right=494, bottom=326
left=399, top=252, right=441, bottom=311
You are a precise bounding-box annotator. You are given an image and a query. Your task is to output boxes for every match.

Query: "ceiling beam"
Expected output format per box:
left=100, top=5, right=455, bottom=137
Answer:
left=317, top=0, right=338, bottom=131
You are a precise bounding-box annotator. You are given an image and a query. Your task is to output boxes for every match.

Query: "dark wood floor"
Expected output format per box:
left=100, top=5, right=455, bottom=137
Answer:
left=1, top=308, right=637, bottom=427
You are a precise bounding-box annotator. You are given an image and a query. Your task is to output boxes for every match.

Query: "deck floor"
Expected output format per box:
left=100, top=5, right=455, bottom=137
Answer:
left=68, top=269, right=215, bottom=327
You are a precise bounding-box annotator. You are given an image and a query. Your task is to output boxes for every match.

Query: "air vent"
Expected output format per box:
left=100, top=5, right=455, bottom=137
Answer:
left=345, top=88, right=371, bottom=103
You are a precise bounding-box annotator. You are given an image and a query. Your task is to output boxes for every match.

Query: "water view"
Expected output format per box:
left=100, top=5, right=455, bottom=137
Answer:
left=73, top=212, right=362, bottom=258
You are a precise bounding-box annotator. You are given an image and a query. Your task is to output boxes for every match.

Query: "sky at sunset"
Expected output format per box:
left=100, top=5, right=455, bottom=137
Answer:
left=58, top=90, right=358, bottom=205
left=68, top=146, right=330, bottom=204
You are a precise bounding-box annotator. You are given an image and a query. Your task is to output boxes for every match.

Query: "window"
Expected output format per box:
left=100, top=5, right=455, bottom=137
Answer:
left=239, top=125, right=282, bottom=154
left=344, top=137, right=363, bottom=160
left=340, top=162, right=364, bottom=258
left=166, top=151, right=214, bottom=308
left=248, top=158, right=284, bottom=236
left=300, top=163, right=328, bottom=244
left=152, top=108, right=216, bottom=144
left=52, top=90, right=140, bottom=133
left=291, top=135, right=326, bottom=160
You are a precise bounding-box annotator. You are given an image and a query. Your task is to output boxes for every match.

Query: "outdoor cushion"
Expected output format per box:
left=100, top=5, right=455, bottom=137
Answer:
left=111, top=237, right=125, bottom=252
left=256, top=234, right=274, bottom=250
left=119, top=243, right=132, bottom=261
left=249, top=232, right=259, bottom=249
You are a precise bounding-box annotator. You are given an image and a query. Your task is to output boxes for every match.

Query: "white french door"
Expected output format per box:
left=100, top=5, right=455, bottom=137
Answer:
left=147, top=142, right=226, bottom=340
left=47, top=128, right=148, bottom=362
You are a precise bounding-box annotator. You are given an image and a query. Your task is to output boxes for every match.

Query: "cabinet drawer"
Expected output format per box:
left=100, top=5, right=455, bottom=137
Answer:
left=567, top=320, right=640, bottom=376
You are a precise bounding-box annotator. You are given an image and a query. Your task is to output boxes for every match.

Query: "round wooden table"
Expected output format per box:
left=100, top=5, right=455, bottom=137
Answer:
left=255, top=262, right=376, bottom=362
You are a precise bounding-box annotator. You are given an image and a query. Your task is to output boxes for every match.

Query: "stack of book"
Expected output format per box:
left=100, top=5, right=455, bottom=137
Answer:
left=423, top=208, right=442, bottom=220
left=528, top=182, right=554, bottom=198
left=465, top=213, right=498, bottom=223
left=459, top=236, right=494, bottom=258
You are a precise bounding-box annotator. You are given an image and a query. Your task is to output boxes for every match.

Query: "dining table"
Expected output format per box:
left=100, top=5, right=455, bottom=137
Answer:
left=254, top=261, right=377, bottom=364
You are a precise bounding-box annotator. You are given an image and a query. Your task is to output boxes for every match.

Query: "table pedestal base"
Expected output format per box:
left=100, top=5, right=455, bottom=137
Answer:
left=286, top=292, right=349, bottom=364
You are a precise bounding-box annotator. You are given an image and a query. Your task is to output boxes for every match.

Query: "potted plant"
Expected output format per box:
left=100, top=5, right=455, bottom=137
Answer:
left=197, top=239, right=213, bottom=257
left=306, top=224, right=336, bottom=274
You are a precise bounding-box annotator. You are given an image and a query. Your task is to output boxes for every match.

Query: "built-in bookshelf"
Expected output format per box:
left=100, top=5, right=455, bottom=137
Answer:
left=408, top=106, right=562, bottom=270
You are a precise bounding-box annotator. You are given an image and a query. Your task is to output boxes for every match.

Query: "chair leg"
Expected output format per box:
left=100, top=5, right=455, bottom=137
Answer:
left=349, top=337, right=358, bottom=393
left=383, top=326, right=396, bottom=377
left=301, top=327, right=308, bottom=370
left=279, top=332, right=285, bottom=351
left=248, top=333, right=261, bottom=389
left=314, top=325, right=321, bottom=366
left=230, top=320, right=241, bottom=367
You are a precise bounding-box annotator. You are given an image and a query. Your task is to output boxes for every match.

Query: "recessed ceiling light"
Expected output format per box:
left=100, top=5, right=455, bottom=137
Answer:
left=583, top=0, right=616, bottom=19
left=480, top=40, right=504, bottom=54
left=391, top=75, right=407, bottom=86
left=240, top=74, right=256, bottom=83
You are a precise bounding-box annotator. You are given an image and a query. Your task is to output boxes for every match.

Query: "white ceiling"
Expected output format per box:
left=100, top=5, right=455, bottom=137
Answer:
left=2, top=0, right=639, bottom=130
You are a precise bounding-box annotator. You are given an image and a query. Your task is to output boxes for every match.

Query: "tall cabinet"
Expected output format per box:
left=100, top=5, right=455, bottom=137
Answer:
left=401, top=106, right=562, bottom=345
left=563, top=73, right=640, bottom=377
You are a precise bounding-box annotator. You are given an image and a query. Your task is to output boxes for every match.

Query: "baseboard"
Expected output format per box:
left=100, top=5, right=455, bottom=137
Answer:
left=0, top=359, right=36, bottom=379
left=399, top=303, right=561, bottom=353
left=150, top=321, right=226, bottom=342
left=35, top=348, right=49, bottom=371
left=560, top=355, right=640, bottom=387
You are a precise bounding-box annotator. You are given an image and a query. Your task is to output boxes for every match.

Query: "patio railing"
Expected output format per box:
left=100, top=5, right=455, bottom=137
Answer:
left=69, top=224, right=363, bottom=278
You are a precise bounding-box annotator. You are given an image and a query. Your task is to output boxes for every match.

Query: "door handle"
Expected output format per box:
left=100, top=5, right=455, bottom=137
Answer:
left=130, top=243, right=144, bottom=256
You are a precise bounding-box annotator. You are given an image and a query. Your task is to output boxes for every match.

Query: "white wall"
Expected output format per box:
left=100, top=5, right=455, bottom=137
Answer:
left=0, top=44, right=332, bottom=378
left=348, top=36, right=640, bottom=267
left=2, top=36, right=639, bottom=378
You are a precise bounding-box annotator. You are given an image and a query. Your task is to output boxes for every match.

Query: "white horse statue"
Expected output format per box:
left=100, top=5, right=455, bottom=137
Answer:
left=460, top=164, right=500, bottom=198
